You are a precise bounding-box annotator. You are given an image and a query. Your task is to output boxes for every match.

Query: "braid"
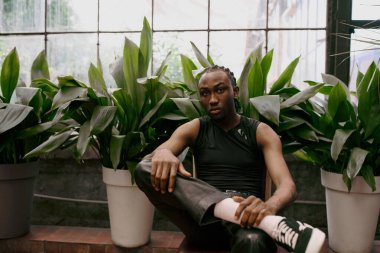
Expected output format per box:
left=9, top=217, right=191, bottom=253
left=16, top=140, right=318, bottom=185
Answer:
left=198, top=65, right=237, bottom=87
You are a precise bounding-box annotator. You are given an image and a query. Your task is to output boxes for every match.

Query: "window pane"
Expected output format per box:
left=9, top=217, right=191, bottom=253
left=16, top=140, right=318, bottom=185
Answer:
left=153, top=32, right=207, bottom=82
left=47, top=0, right=97, bottom=32
left=99, top=33, right=140, bottom=88
left=352, top=0, right=380, bottom=20
left=210, top=0, right=266, bottom=29
left=269, top=0, right=326, bottom=28
left=0, top=0, right=44, bottom=33
left=349, top=29, right=380, bottom=90
left=47, top=34, right=97, bottom=83
left=99, top=0, right=151, bottom=31
left=154, top=0, right=208, bottom=30
left=268, top=30, right=326, bottom=89
left=0, top=35, right=44, bottom=85
left=209, top=31, right=265, bottom=77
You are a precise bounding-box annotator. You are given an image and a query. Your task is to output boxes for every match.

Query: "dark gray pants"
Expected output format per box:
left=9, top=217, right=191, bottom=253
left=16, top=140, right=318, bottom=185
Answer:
left=134, top=157, right=277, bottom=253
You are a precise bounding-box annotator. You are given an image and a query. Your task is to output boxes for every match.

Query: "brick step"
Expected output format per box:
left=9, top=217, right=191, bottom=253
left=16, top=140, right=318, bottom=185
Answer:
left=1, top=226, right=379, bottom=253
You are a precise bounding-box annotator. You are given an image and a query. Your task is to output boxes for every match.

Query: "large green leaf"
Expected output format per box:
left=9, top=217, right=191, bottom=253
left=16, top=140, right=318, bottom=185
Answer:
left=123, top=37, right=145, bottom=112
left=16, top=87, right=40, bottom=106
left=238, top=52, right=254, bottom=110
left=171, top=97, right=201, bottom=120
left=24, top=130, right=74, bottom=159
left=191, top=41, right=211, bottom=68
left=327, top=82, right=348, bottom=119
left=139, top=93, right=168, bottom=128
left=88, top=63, right=107, bottom=96
left=346, top=147, right=369, bottom=180
left=75, top=121, right=91, bottom=160
left=180, top=54, right=198, bottom=95
left=261, top=49, right=273, bottom=86
left=331, top=129, right=355, bottom=161
left=110, top=134, right=126, bottom=170
left=357, top=63, right=380, bottom=139
left=110, top=57, right=127, bottom=89
left=248, top=59, right=264, bottom=98
left=269, top=57, right=299, bottom=94
left=139, top=17, right=152, bottom=77
left=90, top=106, right=117, bottom=134
left=0, top=103, right=33, bottom=134
left=31, top=50, right=50, bottom=80
left=361, top=165, right=376, bottom=191
left=51, top=86, right=88, bottom=110
left=250, top=95, right=280, bottom=125
left=1, top=48, right=20, bottom=103
left=281, top=83, right=323, bottom=109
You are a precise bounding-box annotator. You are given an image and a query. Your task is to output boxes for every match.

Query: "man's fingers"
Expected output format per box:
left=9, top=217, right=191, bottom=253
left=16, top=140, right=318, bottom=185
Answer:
left=159, top=166, right=169, bottom=193
left=178, top=163, right=191, bottom=177
left=254, top=209, right=267, bottom=227
left=150, top=161, right=158, bottom=187
left=154, top=165, right=162, bottom=191
left=168, top=165, right=177, bottom=193
left=232, top=196, right=244, bottom=202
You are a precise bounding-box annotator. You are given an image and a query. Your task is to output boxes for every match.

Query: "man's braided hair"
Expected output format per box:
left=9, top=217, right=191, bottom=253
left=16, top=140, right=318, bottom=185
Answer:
left=198, top=65, right=237, bottom=87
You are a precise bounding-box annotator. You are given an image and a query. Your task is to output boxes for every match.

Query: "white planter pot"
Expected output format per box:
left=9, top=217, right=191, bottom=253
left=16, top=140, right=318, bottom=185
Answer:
left=321, top=169, right=380, bottom=253
left=103, top=167, right=154, bottom=248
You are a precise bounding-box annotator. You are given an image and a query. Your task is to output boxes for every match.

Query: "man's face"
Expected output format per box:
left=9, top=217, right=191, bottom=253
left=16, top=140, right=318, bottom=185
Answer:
left=198, top=70, right=238, bottom=121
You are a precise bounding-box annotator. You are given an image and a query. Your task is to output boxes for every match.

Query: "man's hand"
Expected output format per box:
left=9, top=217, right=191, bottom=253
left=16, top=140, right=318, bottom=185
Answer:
left=151, top=148, right=191, bottom=194
left=233, top=196, right=276, bottom=228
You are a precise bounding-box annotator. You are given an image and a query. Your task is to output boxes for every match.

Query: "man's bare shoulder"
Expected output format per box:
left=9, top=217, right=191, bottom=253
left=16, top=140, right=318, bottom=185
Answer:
left=173, top=118, right=201, bottom=143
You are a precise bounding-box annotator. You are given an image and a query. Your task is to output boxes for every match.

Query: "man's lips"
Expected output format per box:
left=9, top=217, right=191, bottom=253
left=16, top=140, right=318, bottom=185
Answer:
left=209, top=108, right=221, bottom=114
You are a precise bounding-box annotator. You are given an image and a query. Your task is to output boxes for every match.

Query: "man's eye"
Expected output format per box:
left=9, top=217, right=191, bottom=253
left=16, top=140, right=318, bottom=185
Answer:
left=216, top=88, right=225, bottom=94
left=200, top=91, right=209, bottom=96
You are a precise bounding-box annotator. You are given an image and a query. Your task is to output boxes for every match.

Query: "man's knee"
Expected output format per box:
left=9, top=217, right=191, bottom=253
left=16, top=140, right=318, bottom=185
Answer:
left=232, top=228, right=277, bottom=253
left=134, top=156, right=152, bottom=188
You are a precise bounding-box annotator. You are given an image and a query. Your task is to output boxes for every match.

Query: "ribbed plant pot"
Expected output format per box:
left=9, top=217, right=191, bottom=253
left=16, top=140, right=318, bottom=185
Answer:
left=102, top=167, right=154, bottom=248
left=321, top=169, right=380, bottom=253
left=0, top=161, right=39, bottom=238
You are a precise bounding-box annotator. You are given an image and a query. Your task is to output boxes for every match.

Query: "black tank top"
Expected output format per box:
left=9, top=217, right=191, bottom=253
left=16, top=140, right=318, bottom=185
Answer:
left=193, top=115, right=265, bottom=199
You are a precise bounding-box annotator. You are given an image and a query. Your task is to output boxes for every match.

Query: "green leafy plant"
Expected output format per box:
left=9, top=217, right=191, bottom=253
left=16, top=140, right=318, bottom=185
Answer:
left=294, top=62, right=380, bottom=191
left=26, top=18, right=186, bottom=178
left=0, top=48, right=73, bottom=163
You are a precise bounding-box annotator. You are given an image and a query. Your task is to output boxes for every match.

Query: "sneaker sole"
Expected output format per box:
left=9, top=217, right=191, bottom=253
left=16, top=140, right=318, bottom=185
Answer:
left=305, top=228, right=326, bottom=253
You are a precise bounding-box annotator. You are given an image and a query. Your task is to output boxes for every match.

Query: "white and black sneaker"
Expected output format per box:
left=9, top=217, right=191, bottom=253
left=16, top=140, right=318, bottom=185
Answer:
left=272, top=218, right=326, bottom=253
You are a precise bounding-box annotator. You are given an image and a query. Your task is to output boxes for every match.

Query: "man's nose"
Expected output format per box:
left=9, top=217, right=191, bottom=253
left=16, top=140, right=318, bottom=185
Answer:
left=209, top=93, right=218, bottom=104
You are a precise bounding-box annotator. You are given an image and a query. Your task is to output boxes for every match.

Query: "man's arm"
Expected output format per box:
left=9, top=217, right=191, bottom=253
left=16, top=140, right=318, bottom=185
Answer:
left=150, top=119, right=200, bottom=194
left=235, top=122, right=297, bottom=227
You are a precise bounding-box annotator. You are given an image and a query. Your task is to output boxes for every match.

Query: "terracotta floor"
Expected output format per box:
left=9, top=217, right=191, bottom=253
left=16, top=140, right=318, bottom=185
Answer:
left=0, top=226, right=379, bottom=253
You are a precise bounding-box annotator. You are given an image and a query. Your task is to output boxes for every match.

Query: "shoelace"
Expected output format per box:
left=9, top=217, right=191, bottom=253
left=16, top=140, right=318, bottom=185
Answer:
left=272, top=219, right=312, bottom=250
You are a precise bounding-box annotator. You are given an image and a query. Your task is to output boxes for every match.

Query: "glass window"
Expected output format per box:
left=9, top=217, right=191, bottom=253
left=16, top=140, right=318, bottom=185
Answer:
left=47, top=0, right=97, bottom=32
left=99, top=0, right=152, bottom=31
left=153, top=0, right=208, bottom=30
left=209, top=31, right=266, bottom=77
left=0, top=0, right=327, bottom=93
left=0, top=35, right=44, bottom=85
left=269, top=0, right=326, bottom=28
left=210, top=0, right=266, bottom=29
left=352, top=0, right=380, bottom=20
left=153, top=32, right=207, bottom=82
left=268, top=30, right=326, bottom=89
left=47, top=34, right=97, bottom=83
left=349, top=29, right=380, bottom=90
left=0, top=0, right=44, bottom=33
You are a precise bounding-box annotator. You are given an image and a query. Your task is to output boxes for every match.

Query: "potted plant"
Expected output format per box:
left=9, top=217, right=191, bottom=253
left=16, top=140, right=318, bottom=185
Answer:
left=293, top=62, right=380, bottom=253
left=0, top=48, right=71, bottom=238
left=25, top=18, right=186, bottom=248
